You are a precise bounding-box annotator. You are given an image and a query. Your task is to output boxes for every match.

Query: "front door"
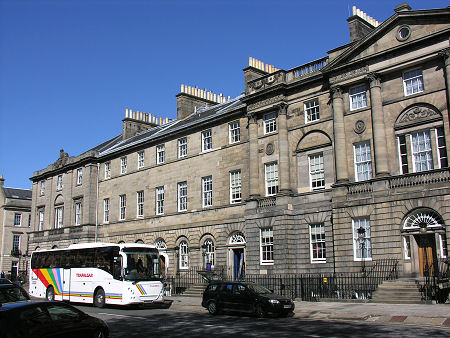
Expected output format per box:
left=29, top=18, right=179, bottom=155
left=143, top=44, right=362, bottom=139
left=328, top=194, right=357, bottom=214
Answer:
left=416, top=234, right=437, bottom=276
left=233, top=249, right=244, bottom=280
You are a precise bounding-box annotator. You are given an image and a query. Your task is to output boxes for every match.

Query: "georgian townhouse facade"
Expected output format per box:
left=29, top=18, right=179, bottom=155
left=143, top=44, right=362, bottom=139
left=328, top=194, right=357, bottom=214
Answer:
left=0, top=175, right=32, bottom=279
left=29, top=4, right=450, bottom=279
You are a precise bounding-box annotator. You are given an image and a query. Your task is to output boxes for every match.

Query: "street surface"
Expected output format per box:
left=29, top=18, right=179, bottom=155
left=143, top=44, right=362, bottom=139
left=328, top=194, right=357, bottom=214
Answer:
left=74, top=303, right=450, bottom=338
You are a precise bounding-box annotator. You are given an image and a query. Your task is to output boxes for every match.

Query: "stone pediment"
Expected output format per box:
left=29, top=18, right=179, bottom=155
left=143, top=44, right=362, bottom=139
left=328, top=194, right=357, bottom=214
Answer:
left=296, top=131, right=332, bottom=152
left=395, top=104, right=442, bottom=130
left=326, top=9, right=450, bottom=71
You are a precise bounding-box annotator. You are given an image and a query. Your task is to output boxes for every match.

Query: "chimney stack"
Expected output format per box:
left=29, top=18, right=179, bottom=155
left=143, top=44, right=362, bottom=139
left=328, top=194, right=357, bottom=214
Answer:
left=0, top=175, right=4, bottom=188
left=122, top=109, right=171, bottom=140
left=347, top=6, right=380, bottom=42
left=244, top=57, right=280, bottom=93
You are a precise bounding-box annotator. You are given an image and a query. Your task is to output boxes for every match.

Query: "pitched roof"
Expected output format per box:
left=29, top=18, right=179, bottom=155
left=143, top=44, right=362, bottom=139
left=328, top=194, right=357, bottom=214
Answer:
left=3, top=187, right=32, bottom=200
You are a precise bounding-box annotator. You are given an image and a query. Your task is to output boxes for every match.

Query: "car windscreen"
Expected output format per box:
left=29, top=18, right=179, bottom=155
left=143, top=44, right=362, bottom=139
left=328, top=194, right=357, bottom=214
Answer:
left=0, top=286, right=30, bottom=303
left=248, top=284, right=272, bottom=295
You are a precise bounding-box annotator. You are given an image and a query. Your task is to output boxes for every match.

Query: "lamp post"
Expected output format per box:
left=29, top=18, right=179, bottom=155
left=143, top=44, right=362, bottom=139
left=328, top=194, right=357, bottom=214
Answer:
left=357, top=226, right=366, bottom=275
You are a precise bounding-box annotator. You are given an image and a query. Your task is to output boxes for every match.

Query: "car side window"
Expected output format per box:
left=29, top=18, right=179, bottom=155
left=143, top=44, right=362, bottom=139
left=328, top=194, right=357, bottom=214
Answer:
left=20, top=306, right=51, bottom=325
left=224, top=284, right=233, bottom=294
left=47, top=304, right=81, bottom=321
left=208, top=284, right=218, bottom=291
left=233, top=284, right=246, bottom=294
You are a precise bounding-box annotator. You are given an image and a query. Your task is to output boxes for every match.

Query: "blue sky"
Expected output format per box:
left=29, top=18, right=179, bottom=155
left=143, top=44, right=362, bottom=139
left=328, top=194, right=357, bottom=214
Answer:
left=0, top=0, right=446, bottom=189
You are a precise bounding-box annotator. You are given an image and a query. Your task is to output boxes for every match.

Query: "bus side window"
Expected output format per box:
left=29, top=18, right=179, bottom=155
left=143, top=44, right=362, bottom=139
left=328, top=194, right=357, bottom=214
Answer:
left=113, top=256, right=122, bottom=280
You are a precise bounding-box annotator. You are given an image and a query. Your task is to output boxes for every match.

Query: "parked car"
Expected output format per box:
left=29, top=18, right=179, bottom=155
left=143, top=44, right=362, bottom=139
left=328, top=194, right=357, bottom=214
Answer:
left=202, top=281, right=295, bottom=317
left=0, top=278, right=12, bottom=285
left=0, top=283, right=30, bottom=303
left=0, top=301, right=109, bottom=338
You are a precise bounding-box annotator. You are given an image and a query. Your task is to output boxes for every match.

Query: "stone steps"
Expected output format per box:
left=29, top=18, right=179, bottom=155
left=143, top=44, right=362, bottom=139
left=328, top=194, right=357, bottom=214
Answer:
left=182, top=284, right=207, bottom=297
left=371, top=279, right=424, bottom=304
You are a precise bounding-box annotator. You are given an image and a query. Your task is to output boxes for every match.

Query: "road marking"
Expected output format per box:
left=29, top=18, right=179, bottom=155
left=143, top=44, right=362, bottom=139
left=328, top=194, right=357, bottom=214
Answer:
left=97, top=313, right=148, bottom=320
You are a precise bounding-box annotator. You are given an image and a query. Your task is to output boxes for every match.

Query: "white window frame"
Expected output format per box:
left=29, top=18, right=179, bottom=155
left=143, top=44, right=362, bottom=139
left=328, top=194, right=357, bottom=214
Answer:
left=304, top=98, right=320, bottom=123
left=74, top=202, right=82, bottom=225
left=260, top=227, right=274, bottom=265
left=403, top=236, right=411, bottom=260
left=56, top=175, right=63, bottom=191
left=202, top=129, right=212, bottom=152
left=103, top=198, right=110, bottom=223
left=403, top=68, right=424, bottom=96
left=309, top=153, right=325, bottom=190
left=40, top=180, right=45, bottom=196
left=38, top=209, right=44, bottom=231
left=178, top=182, right=187, bottom=212
left=12, top=235, right=20, bottom=252
left=352, top=217, right=372, bottom=261
left=14, top=213, right=22, bottom=227
left=202, top=176, right=212, bottom=208
left=309, top=223, right=326, bottom=263
left=156, top=186, right=164, bottom=215
left=121, top=157, right=127, bottom=175
left=54, top=206, right=63, bottom=229
left=439, top=234, right=448, bottom=259
left=138, top=151, right=145, bottom=169
left=229, top=121, right=240, bottom=144
left=411, top=130, right=433, bottom=172
left=264, top=162, right=278, bottom=196
left=349, top=85, right=367, bottom=111
left=436, top=127, right=448, bottom=169
left=354, top=141, right=373, bottom=182
left=179, top=241, right=189, bottom=269
left=137, top=191, right=144, bottom=218
left=230, top=170, right=242, bottom=204
left=263, top=112, right=277, bottom=134
left=178, top=137, right=187, bottom=158
left=119, top=194, right=126, bottom=221
left=104, top=162, right=111, bottom=179
left=76, top=168, right=82, bottom=185
left=156, top=145, right=165, bottom=164
left=204, top=239, right=215, bottom=267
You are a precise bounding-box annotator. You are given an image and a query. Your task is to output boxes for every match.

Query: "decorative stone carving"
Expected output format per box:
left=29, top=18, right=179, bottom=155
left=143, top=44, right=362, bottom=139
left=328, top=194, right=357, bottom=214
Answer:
left=247, top=94, right=284, bottom=111
left=354, top=120, right=366, bottom=134
left=247, top=112, right=257, bottom=124
left=366, top=72, right=381, bottom=88
left=266, top=142, right=275, bottom=155
left=439, top=47, right=450, bottom=67
left=330, top=86, right=343, bottom=99
left=277, top=102, right=288, bottom=115
left=329, top=65, right=369, bottom=84
left=395, top=104, right=442, bottom=129
left=53, top=149, right=69, bottom=169
left=247, top=72, right=284, bottom=94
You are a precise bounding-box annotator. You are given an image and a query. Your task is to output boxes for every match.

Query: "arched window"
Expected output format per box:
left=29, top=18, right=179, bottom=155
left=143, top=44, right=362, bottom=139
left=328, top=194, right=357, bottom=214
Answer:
left=154, top=239, right=167, bottom=250
left=229, top=232, right=246, bottom=245
left=403, top=208, right=444, bottom=230
left=203, top=239, right=215, bottom=268
left=135, top=239, right=144, bottom=244
left=179, top=241, right=188, bottom=269
left=118, top=241, right=125, bottom=244
left=52, top=245, right=58, bottom=249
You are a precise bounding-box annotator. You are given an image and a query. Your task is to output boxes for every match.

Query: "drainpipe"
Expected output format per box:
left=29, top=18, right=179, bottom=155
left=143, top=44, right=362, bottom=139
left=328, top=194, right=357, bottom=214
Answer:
left=331, top=212, right=336, bottom=274
left=95, top=163, right=99, bottom=242
left=0, top=205, right=6, bottom=271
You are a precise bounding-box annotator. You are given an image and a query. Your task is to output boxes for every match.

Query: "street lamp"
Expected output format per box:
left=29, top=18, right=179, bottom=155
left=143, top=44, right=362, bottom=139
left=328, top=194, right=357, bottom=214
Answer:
left=357, top=226, right=366, bottom=275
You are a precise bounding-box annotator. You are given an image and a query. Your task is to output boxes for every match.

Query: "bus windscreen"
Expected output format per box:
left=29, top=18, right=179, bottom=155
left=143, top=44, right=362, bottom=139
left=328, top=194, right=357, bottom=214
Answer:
left=122, top=248, right=162, bottom=281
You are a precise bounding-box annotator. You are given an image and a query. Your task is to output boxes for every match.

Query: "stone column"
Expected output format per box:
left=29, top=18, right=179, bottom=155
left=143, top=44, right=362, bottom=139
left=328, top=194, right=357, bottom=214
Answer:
left=248, top=112, right=260, bottom=199
left=439, top=48, right=450, bottom=118
left=367, top=73, right=389, bottom=176
left=277, top=103, right=291, bottom=194
left=331, top=86, right=349, bottom=183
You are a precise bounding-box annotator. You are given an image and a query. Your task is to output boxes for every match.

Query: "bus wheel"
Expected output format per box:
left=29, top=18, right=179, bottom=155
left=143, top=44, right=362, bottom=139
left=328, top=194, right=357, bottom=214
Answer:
left=94, top=288, right=105, bottom=308
left=46, top=286, right=55, bottom=301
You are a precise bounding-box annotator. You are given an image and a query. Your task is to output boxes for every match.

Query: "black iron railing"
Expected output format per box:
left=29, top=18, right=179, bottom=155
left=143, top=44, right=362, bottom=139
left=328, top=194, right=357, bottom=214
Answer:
left=418, top=258, right=450, bottom=303
left=168, top=259, right=399, bottom=301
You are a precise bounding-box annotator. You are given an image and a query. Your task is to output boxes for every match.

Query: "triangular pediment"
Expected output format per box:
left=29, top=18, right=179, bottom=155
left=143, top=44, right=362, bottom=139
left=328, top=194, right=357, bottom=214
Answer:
left=326, top=8, right=450, bottom=71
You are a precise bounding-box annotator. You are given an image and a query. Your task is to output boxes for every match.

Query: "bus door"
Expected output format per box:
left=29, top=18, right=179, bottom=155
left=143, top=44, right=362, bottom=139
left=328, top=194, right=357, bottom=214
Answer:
left=62, top=268, right=71, bottom=300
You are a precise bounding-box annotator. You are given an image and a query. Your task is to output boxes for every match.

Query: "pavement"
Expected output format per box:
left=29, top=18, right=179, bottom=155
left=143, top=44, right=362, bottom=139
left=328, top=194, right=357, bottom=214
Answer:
left=166, top=295, right=450, bottom=329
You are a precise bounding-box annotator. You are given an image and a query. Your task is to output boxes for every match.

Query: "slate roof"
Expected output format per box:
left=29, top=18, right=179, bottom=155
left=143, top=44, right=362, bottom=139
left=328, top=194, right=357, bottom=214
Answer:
left=3, top=187, right=32, bottom=200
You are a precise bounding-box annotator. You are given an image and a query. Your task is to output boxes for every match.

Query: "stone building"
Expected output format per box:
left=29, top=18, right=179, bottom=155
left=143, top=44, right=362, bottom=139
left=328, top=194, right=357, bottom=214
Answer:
left=29, top=4, right=449, bottom=279
left=0, top=175, right=32, bottom=279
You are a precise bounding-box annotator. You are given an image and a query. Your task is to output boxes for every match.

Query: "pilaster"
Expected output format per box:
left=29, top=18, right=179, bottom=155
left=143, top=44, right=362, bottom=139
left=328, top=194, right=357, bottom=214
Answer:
left=248, top=112, right=260, bottom=199
left=277, top=102, right=292, bottom=195
left=331, top=86, right=349, bottom=183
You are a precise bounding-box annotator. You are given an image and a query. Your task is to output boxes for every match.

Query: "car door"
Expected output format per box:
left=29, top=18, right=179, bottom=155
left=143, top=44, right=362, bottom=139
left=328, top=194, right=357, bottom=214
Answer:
left=220, top=283, right=234, bottom=310
left=232, top=284, right=253, bottom=312
left=18, top=305, right=53, bottom=337
left=44, top=303, right=92, bottom=338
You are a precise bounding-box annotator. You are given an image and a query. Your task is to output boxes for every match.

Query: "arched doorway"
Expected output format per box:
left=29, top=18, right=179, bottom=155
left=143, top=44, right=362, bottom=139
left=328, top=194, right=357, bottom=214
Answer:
left=401, top=208, right=447, bottom=277
left=228, top=232, right=246, bottom=280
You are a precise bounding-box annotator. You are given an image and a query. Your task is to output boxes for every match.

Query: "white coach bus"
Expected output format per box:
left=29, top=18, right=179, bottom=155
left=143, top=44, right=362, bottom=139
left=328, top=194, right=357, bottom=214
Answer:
left=29, top=243, right=169, bottom=307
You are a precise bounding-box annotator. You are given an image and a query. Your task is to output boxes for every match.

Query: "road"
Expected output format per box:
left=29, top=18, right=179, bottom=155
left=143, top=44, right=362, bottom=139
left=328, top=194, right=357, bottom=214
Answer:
left=74, top=303, right=450, bottom=338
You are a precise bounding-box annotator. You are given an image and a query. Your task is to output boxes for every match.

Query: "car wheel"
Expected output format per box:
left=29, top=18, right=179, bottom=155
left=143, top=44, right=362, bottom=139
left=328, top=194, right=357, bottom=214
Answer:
left=255, top=303, right=265, bottom=318
left=93, top=329, right=107, bottom=338
left=207, top=301, right=218, bottom=315
left=46, top=286, right=55, bottom=301
left=94, top=288, right=106, bottom=308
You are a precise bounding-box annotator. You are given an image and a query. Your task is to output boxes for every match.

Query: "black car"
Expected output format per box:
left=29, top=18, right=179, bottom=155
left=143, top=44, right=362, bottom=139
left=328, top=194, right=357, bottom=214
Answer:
left=0, top=283, right=30, bottom=303
left=202, top=281, right=295, bottom=317
left=0, top=301, right=109, bottom=338
left=0, top=278, right=12, bottom=285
